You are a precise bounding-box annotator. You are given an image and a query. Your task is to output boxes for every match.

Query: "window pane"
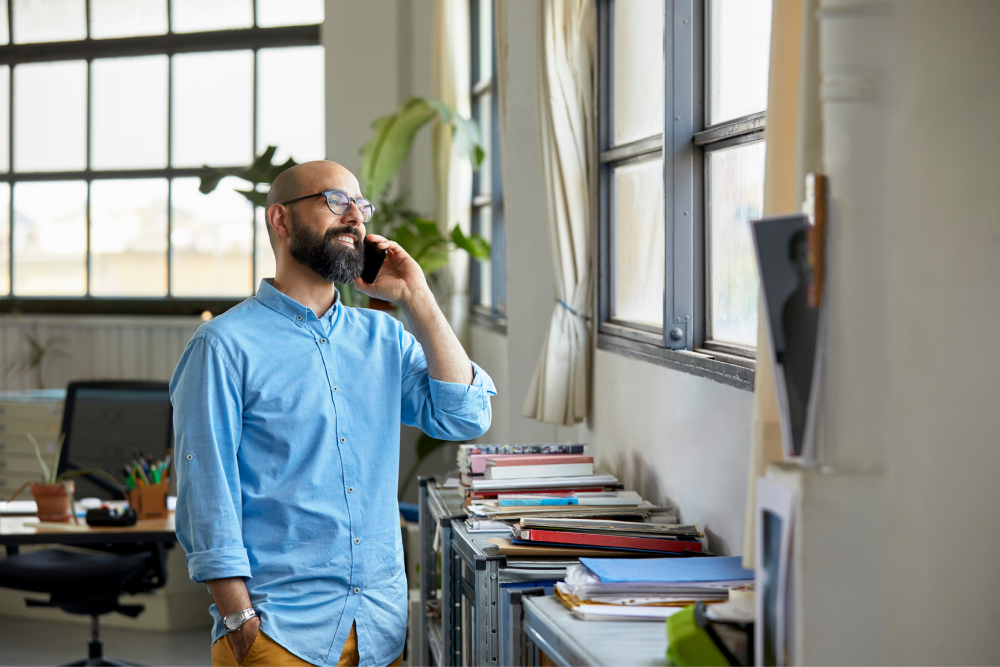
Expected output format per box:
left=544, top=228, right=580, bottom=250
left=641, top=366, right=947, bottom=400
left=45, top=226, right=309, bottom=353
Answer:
left=474, top=92, right=492, bottom=196
left=708, top=141, right=765, bottom=345
left=474, top=206, right=492, bottom=308
left=171, top=177, right=253, bottom=296
left=257, top=47, right=324, bottom=164
left=90, top=0, right=167, bottom=39
left=0, top=0, right=9, bottom=44
left=13, top=181, right=87, bottom=295
left=171, top=0, right=252, bottom=33
left=613, top=0, right=663, bottom=145
left=13, top=0, right=86, bottom=43
left=14, top=61, right=87, bottom=172
left=613, top=158, right=664, bottom=327
left=92, top=56, right=168, bottom=169
left=255, top=206, right=275, bottom=286
left=477, top=0, right=492, bottom=83
left=172, top=51, right=253, bottom=168
left=0, top=66, right=8, bottom=172
left=0, top=184, right=8, bottom=294
left=708, top=0, right=772, bottom=125
left=256, top=0, right=322, bottom=27
left=90, top=179, right=168, bottom=296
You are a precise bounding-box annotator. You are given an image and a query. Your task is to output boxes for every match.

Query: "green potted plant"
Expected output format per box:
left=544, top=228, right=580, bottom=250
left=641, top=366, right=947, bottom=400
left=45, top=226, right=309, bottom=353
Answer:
left=4, top=434, right=123, bottom=523
left=198, top=97, right=491, bottom=308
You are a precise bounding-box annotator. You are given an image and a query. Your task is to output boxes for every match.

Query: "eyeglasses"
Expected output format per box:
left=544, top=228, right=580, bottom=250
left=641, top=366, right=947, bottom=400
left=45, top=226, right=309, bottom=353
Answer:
left=280, top=189, right=376, bottom=223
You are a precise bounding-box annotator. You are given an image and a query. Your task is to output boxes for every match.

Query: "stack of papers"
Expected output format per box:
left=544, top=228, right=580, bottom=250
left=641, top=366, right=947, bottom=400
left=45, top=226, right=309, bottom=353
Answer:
left=555, top=556, right=754, bottom=620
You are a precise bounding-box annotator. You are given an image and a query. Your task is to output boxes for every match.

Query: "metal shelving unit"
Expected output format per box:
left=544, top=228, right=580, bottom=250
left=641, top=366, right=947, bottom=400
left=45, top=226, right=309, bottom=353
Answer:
left=418, top=477, right=574, bottom=666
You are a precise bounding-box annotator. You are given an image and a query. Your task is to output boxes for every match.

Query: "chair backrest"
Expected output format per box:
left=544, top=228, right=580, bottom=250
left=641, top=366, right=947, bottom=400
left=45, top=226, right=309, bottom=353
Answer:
left=56, top=381, right=173, bottom=501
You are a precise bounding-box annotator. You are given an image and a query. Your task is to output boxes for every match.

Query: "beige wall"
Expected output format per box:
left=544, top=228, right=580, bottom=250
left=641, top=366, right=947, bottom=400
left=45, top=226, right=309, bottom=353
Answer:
left=470, top=0, right=754, bottom=556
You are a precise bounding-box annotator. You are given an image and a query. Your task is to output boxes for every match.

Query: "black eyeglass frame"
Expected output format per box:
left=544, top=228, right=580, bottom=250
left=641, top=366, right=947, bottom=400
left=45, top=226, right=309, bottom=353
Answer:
left=280, top=189, right=376, bottom=222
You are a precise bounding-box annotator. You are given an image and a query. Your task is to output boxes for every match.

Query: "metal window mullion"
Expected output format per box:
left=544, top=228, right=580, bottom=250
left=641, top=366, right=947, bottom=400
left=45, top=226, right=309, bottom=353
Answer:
left=85, top=58, right=92, bottom=296
left=166, top=52, right=173, bottom=296
left=489, top=14, right=505, bottom=317
left=597, top=0, right=611, bottom=325
left=7, top=55, right=13, bottom=295
left=664, top=0, right=696, bottom=350
left=251, top=47, right=258, bottom=292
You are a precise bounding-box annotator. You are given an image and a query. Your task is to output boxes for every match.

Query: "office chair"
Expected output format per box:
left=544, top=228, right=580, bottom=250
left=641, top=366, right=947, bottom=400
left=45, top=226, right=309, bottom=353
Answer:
left=0, top=380, right=175, bottom=666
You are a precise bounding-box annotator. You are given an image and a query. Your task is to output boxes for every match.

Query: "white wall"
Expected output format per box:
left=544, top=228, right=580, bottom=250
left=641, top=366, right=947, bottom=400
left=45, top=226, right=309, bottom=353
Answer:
left=0, top=316, right=201, bottom=392
left=810, top=0, right=1000, bottom=663
left=470, top=0, right=754, bottom=556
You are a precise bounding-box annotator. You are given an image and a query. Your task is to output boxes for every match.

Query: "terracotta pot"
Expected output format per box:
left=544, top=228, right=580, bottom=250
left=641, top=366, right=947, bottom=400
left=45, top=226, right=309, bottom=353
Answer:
left=367, top=297, right=397, bottom=312
left=30, top=481, right=74, bottom=523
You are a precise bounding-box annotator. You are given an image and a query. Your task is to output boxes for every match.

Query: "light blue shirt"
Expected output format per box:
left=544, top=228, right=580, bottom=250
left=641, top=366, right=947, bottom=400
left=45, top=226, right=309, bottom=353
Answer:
left=170, top=280, right=495, bottom=666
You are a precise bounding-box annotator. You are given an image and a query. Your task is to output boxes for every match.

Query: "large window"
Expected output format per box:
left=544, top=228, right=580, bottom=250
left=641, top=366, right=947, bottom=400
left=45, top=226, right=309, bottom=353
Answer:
left=597, top=0, right=771, bottom=389
left=469, top=0, right=506, bottom=329
left=0, top=0, right=323, bottom=314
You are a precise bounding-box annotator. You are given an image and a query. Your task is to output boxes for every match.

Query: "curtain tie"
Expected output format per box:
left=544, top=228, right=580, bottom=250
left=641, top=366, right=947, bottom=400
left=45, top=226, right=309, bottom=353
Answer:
left=557, top=298, right=591, bottom=322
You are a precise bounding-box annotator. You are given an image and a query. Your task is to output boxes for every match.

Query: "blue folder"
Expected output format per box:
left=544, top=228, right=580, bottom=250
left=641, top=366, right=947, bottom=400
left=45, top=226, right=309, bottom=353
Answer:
left=580, top=556, right=754, bottom=583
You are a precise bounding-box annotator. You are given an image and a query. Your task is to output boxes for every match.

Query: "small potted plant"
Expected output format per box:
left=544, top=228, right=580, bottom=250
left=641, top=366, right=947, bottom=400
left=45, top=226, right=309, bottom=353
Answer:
left=4, top=434, right=122, bottom=523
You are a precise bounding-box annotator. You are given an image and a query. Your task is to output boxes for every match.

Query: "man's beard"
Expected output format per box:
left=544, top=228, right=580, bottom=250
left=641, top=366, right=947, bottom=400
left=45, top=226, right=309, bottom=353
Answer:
left=287, top=211, right=365, bottom=284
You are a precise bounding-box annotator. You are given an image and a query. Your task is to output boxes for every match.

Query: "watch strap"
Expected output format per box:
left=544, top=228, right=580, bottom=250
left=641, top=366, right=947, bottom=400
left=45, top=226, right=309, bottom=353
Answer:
left=224, top=607, right=257, bottom=633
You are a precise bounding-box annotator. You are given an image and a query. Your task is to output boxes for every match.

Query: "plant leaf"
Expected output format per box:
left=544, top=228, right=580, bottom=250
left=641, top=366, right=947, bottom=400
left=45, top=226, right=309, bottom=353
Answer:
left=450, top=225, right=492, bottom=262
left=359, top=99, right=438, bottom=201
left=48, top=433, right=66, bottom=485
left=60, top=479, right=79, bottom=525
left=6, top=480, right=32, bottom=503
left=57, top=468, right=127, bottom=495
left=26, top=433, right=49, bottom=484
left=236, top=188, right=269, bottom=208
left=424, top=97, right=485, bottom=170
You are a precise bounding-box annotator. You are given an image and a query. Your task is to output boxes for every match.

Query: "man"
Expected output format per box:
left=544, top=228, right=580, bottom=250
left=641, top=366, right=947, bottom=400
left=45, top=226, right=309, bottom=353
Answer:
left=170, top=161, right=495, bottom=666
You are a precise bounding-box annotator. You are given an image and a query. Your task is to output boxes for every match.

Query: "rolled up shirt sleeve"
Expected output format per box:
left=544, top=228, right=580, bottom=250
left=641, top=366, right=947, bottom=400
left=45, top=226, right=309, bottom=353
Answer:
left=169, top=334, right=251, bottom=584
left=399, top=329, right=496, bottom=440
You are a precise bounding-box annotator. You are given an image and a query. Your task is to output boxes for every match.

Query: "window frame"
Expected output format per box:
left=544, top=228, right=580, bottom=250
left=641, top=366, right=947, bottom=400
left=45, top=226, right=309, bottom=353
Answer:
left=0, top=3, right=320, bottom=316
left=596, top=0, right=761, bottom=390
left=469, top=0, right=507, bottom=334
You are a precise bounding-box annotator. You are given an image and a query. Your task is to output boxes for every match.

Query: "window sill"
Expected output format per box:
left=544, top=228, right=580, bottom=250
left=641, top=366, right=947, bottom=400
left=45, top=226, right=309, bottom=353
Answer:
left=597, top=327, right=755, bottom=391
left=470, top=308, right=507, bottom=336
left=0, top=297, right=245, bottom=317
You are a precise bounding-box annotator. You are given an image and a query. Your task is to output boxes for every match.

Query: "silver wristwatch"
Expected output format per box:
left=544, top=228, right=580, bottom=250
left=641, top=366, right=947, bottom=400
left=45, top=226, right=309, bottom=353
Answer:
left=223, top=608, right=257, bottom=633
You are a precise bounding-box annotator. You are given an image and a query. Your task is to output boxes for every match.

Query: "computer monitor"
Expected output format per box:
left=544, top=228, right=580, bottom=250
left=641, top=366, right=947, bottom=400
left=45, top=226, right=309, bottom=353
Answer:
left=57, top=381, right=173, bottom=501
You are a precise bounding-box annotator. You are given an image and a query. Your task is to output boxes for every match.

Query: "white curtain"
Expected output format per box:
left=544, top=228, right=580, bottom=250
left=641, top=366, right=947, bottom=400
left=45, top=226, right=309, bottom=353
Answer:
left=521, top=0, right=597, bottom=427
left=432, top=0, right=473, bottom=340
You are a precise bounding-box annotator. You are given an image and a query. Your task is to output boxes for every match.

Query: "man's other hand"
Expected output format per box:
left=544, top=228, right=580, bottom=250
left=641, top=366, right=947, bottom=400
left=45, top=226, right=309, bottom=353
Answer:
left=353, top=234, right=431, bottom=308
left=230, top=615, right=261, bottom=664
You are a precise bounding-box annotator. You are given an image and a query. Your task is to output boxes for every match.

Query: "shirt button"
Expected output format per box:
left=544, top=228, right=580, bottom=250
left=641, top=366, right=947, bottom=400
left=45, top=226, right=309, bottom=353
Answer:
left=320, top=338, right=327, bottom=344
left=333, top=386, right=338, bottom=392
left=296, top=315, right=302, bottom=321
left=186, top=454, right=193, bottom=461
left=354, top=538, right=360, bottom=544
left=354, top=587, right=360, bottom=594
left=340, top=437, right=346, bottom=443
left=348, top=487, right=354, bottom=493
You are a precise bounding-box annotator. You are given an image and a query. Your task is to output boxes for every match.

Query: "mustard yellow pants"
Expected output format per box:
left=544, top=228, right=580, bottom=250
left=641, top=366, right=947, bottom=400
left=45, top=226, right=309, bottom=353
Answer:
left=211, top=622, right=404, bottom=667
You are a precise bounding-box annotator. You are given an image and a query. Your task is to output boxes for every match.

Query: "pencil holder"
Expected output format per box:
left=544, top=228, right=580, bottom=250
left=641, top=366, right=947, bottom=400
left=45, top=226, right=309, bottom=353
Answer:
left=127, top=481, right=169, bottom=519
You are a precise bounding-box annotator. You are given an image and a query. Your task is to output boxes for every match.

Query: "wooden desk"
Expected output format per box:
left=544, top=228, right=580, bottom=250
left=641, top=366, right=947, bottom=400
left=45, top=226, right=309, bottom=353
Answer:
left=0, top=512, right=175, bottom=551
left=522, top=595, right=668, bottom=666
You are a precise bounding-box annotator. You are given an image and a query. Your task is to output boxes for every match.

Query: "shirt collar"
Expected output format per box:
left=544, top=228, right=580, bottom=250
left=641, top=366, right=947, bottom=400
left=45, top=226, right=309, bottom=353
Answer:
left=255, top=279, right=339, bottom=325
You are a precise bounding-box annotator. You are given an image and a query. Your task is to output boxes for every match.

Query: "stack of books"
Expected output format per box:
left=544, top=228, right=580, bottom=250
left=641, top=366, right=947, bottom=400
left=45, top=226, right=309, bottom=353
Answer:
left=512, top=518, right=705, bottom=555
left=457, top=444, right=686, bottom=560
left=554, top=556, right=754, bottom=621
left=458, top=444, right=619, bottom=498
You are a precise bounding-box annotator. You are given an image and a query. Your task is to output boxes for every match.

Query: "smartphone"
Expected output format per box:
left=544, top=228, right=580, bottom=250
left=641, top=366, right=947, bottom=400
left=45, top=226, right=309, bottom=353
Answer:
left=361, top=238, right=388, bottom=285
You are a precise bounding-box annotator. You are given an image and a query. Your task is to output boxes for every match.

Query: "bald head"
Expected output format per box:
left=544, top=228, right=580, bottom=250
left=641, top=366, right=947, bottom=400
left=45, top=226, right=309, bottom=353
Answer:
left=264, top=160, right=363, bottom=246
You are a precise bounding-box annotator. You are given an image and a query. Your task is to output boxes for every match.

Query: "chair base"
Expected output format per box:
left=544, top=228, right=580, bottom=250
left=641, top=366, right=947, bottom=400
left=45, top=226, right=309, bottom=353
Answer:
left=65, top=658, right=136, bottom=666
